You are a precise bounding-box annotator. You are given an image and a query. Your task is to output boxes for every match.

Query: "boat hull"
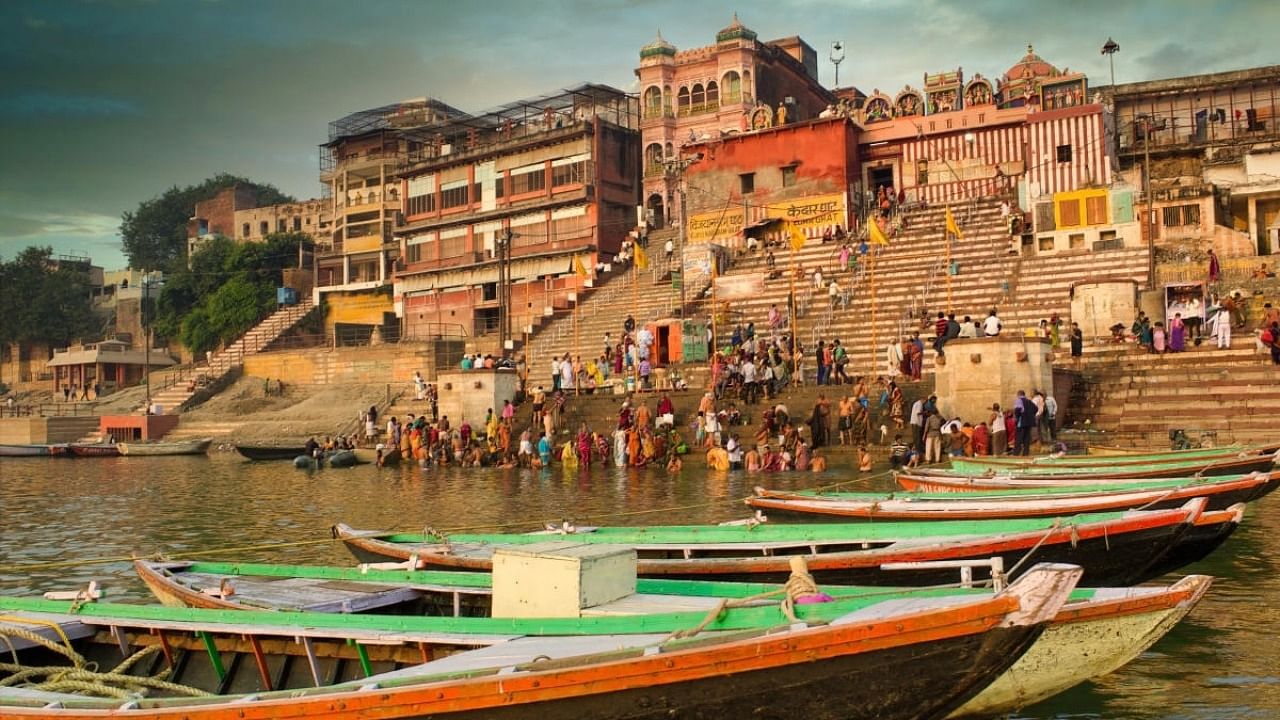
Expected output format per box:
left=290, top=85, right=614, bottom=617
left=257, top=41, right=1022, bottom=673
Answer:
left=336, top=506, right=1202, bottom=588
left=749, top=474, right=1271, bottom=521
left=949, top=575, right=1213, bottom=718
left=235, top=444, right=307, bottom=461
left=0, top=565, right=1082, bottom=720
left=66, top=443, right=120, bottom=457
left=0, top=444, right=55, bottom=457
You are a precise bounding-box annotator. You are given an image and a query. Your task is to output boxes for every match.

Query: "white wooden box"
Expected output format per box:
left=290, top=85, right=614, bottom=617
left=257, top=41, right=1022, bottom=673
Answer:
left=492, top=542, right=637, bottom=619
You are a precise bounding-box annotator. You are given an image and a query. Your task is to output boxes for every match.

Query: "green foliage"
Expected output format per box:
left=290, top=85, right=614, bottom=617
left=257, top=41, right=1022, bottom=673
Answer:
left=0, top=247, right=97, bottom=349
left=157, top=232, right=313, bottom=356
left=119, top=173, right=294, bottom=270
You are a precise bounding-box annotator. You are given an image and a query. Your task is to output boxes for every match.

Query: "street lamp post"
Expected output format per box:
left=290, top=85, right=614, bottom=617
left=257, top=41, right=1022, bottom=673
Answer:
left=497, top=229, right=513, bottom=354
left=1139, top=114, right=1157, bottom=287
left=1101, top=38, right=1120, bottom=88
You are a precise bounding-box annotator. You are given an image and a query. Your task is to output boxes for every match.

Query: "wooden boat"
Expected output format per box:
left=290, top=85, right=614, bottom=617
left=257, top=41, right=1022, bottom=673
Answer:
left=234, top=444, right=307, bottom=461
left=1144, top=503, right=1246, bottom=577
left=748, top=472, right=1277, bottom=521
left=327, top=448, right=359, bottom=467
left=0, top=564, right=1081, bottom=720
left=0, top=443, right=58, bottom=457
left=117, top=437, right=213, bottom=456
left=941, top=453, right=1275, bottom=478
left=129, top=559, right=1209, bottom=720
left=899, top=468, right=1277, bottom=492
left=66, top=442, right=120, bottom=457
left=953, top=443, right=1278, bottom=469
left=334, top=500, right=1216, bottom=587
left=949, top=574, right=1212, bottom=718
left=354, top=445, right=402, bottom=466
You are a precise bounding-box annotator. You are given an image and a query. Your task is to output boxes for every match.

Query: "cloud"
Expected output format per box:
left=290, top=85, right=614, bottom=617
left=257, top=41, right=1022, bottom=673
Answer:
left=0, top=207, right=124, bottom=268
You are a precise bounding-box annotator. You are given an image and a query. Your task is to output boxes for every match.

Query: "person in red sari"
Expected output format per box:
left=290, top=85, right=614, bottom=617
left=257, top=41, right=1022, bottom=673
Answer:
left=971, top=421, right=991, bottom=456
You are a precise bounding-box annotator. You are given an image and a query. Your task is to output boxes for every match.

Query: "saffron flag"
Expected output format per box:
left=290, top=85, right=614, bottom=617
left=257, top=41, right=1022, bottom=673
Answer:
left=573, top=255, right=589, bottom=277
left=634, top=243, right=649, bottom=270
left=788, top=222, right=806, bottom=252
left=868, top=217, right=889, bottom=246
left=945, top=206, right=964, bottom=239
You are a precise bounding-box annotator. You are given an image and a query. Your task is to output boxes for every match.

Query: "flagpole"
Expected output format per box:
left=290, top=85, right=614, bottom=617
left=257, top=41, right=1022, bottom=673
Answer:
left=631, top=249, right=639, bottom=388
left=869, top=244, right=878, bottom=378
left=788, top=242, right=797, bottom=376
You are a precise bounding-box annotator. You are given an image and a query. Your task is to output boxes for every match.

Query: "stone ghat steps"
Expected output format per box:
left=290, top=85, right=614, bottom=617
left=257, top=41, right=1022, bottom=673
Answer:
left=163, top=421, right=245, bottom=440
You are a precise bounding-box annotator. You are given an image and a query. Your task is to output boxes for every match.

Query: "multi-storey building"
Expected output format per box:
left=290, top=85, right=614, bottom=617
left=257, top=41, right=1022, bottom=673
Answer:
left=1102, top=65, right=1280, bottom=254
left=233, top=199, right=330, bottom=244
left=392, top=84, right=640, bottom=349
left=314, top=98, right=469, bottom=336
left=635, top=16, right=834, bottom=228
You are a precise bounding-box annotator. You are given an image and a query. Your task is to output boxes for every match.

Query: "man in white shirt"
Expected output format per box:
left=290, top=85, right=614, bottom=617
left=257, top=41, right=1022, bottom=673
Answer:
left=909, top=397, right=926, bottom=451
left=664, top=238, right=674, bottom=264
left=828, top=279, right=841, bottom=310
left=983, top=309, right=1002, bottom=336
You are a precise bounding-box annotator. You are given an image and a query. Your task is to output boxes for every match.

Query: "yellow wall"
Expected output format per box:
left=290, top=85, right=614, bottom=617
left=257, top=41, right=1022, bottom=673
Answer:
left=244, top=344, right=447, bottom=386
left=325, top=291, right=394, bottom=333
left=1054, top=188, right=1109, bottom=229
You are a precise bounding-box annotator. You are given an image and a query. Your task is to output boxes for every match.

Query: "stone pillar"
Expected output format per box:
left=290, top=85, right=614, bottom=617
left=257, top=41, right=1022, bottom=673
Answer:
left=1248, top=196, right=1259, bottom=253
left=932, top=336, right=1055, bottom=424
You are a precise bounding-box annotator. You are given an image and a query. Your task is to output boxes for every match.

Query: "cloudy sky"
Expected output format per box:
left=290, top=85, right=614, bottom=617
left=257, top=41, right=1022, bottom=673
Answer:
left=2, top=0, right=1275, bottom=269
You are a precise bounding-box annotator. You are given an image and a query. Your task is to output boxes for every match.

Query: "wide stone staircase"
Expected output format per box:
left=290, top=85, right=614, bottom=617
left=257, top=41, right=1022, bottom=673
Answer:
left=141, top=300, right=316, bottom=415
left=526, top=228, right=710, bottom=368
left=1066, top=341, right=1280, bottom=447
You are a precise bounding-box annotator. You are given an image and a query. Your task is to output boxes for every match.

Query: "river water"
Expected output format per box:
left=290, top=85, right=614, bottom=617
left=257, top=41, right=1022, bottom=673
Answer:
left=1, top=451, right=1277, bottom=719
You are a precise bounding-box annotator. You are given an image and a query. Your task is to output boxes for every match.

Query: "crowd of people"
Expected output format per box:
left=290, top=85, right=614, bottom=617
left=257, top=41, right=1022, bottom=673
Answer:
left=888, top=387, right=1059, bottom=468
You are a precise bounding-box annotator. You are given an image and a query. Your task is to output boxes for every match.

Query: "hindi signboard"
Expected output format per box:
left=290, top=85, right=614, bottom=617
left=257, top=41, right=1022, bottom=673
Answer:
left=766, top=193, right=846, bottom=235
left=687, top=208, right=746, bottom=245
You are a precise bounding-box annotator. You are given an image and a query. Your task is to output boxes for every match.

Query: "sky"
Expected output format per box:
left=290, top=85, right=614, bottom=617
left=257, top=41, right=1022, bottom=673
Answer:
left=1, top=0, right=1276, bottom=270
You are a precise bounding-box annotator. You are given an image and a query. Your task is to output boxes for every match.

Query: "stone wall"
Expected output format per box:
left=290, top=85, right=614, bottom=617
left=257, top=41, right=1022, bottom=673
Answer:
left=932, top=336, right=1055, bottom=424
left=0, top=416, right=101, bottom=444
left=435, top=369, right=519, bottom=426
left=242, top=343, right=456, bottom=386
left=1071, top=281, right=1138, bottom=339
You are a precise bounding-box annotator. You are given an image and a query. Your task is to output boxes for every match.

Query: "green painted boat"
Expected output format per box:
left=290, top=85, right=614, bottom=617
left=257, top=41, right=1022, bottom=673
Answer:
left=334, top=501, right=1216, bottom=587
left=938, top=452, right=1275, bottom=478
left=129, top=560, right=1211, bottom=720
left=957, top=443, right=1278, bottom=469
left=0, top=564, right=1082, bottom=720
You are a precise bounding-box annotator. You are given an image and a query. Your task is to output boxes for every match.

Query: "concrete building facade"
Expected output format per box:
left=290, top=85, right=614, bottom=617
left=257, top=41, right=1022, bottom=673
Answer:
left=393, top=85, right=641, bottom=350
left=635, top=16, right=834, bottom=229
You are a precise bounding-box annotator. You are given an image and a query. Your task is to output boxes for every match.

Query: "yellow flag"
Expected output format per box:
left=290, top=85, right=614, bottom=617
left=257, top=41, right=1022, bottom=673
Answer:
left=945, top=206, right=964, bottom=239
left=573, top=255, right=588, bottom=277
left=868, top=217, right=889, bottom=245
left=634, top=243, right=649, bottom=270
left=788, top=223, right=806, bottom=252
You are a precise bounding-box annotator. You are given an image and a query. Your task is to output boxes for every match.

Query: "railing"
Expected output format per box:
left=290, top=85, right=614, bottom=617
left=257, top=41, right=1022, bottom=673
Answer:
left=1, top=402, right=98, bottom=418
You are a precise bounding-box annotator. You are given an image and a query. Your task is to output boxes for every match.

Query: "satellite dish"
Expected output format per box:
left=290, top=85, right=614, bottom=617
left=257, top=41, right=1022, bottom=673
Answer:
left=830, top=41, right=845, bottom=63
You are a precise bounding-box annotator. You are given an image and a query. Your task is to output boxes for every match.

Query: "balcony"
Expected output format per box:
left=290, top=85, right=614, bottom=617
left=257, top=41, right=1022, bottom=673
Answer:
left=677, top=102, right=720, bottom=118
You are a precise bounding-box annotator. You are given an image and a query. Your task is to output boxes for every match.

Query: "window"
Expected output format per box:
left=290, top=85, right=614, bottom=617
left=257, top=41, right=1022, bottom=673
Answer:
left=241, top=223, right=250, bottom=238
left=706, top=81, right=719, bottom=106
left=406, top=243, right=423, bottom=263
left=440, top=184, right=469, bottom=209
left=494, top=176, right=505, bottom=198
left=551, top=214, right=590, bottom=242
left=781, top=165, right=797, bottom=188
left=1056, top=144, right=1073, bottom=163
left=740, top=172, right=755, bottom=194
left=277, top=218, right=287, bottom=233
left=1058, top=199, right=1081, bottom=227
left=511, top=168, right=546, bottom=194
left=1038, top=236, right=1055, bottom=251
left=643, top=86, right=662, bottom=118
left=552, top=161, right=585, bottom=187
left=1068, top=233, right=1085, bottom=249
left=293, top=216, right=302, bottom=232
left=260, top=221, right=269, bottom=236
left=1085, top=195, right=1107, bottom=225
left=1162, top=204, right=1201, bottom=228
left=440, top=234, right=466, bottom=257
left=407, top=193, right=436, bottom=215
left=472, top=183, right=482, bottom=204
left=916, top=160, right=929, bottom=185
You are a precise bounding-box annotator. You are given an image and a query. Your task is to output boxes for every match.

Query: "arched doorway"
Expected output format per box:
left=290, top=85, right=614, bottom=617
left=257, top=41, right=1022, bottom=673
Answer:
left=647, top=193, right=666, bottom=230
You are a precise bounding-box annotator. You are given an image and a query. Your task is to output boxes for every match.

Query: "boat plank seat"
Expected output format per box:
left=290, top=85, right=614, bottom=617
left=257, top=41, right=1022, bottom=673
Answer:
left=175, top=573, right=429, bottom=613
left=363, top=633, right=674, bottom=679
left=0, top=613, right=96, bottom=651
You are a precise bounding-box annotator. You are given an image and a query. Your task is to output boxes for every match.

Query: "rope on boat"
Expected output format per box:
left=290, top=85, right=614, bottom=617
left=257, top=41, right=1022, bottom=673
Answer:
left=663, top=557, right=830, bottom=642
left=0, top=621, right=210, bottom=699
left=1003, top=518, right=1063, bottom=579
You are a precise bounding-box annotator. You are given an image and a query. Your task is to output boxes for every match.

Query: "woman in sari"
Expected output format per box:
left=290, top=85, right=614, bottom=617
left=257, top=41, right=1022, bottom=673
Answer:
left=1169, top=313, right=1186, bottom=352
left=575, top=424, right=592, bottom=468
left=888, top=381, right=905, bottom=431
left=1152, top=321, right=1167, bottom=352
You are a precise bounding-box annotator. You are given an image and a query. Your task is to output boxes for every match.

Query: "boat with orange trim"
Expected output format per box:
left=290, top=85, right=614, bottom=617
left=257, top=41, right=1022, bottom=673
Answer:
left=334, top=499, right=1214, bottom=587
left=0, top=563, right=1081, bottom=720
left=747, top=472, right=1276, bottom=520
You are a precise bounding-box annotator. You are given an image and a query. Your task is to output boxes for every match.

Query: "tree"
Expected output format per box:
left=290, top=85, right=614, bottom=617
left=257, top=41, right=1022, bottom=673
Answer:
left=0, top=247, right=97, bottom=349
left=119, top=173, right=293, bottom=270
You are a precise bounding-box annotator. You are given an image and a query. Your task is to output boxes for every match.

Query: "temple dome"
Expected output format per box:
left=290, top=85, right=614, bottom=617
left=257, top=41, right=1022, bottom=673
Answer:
left=716, top=14, right=757, bottom=43
left=640, top=30, right=676, bottom=59
left=1003, top=44, right=1060, bottom=82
